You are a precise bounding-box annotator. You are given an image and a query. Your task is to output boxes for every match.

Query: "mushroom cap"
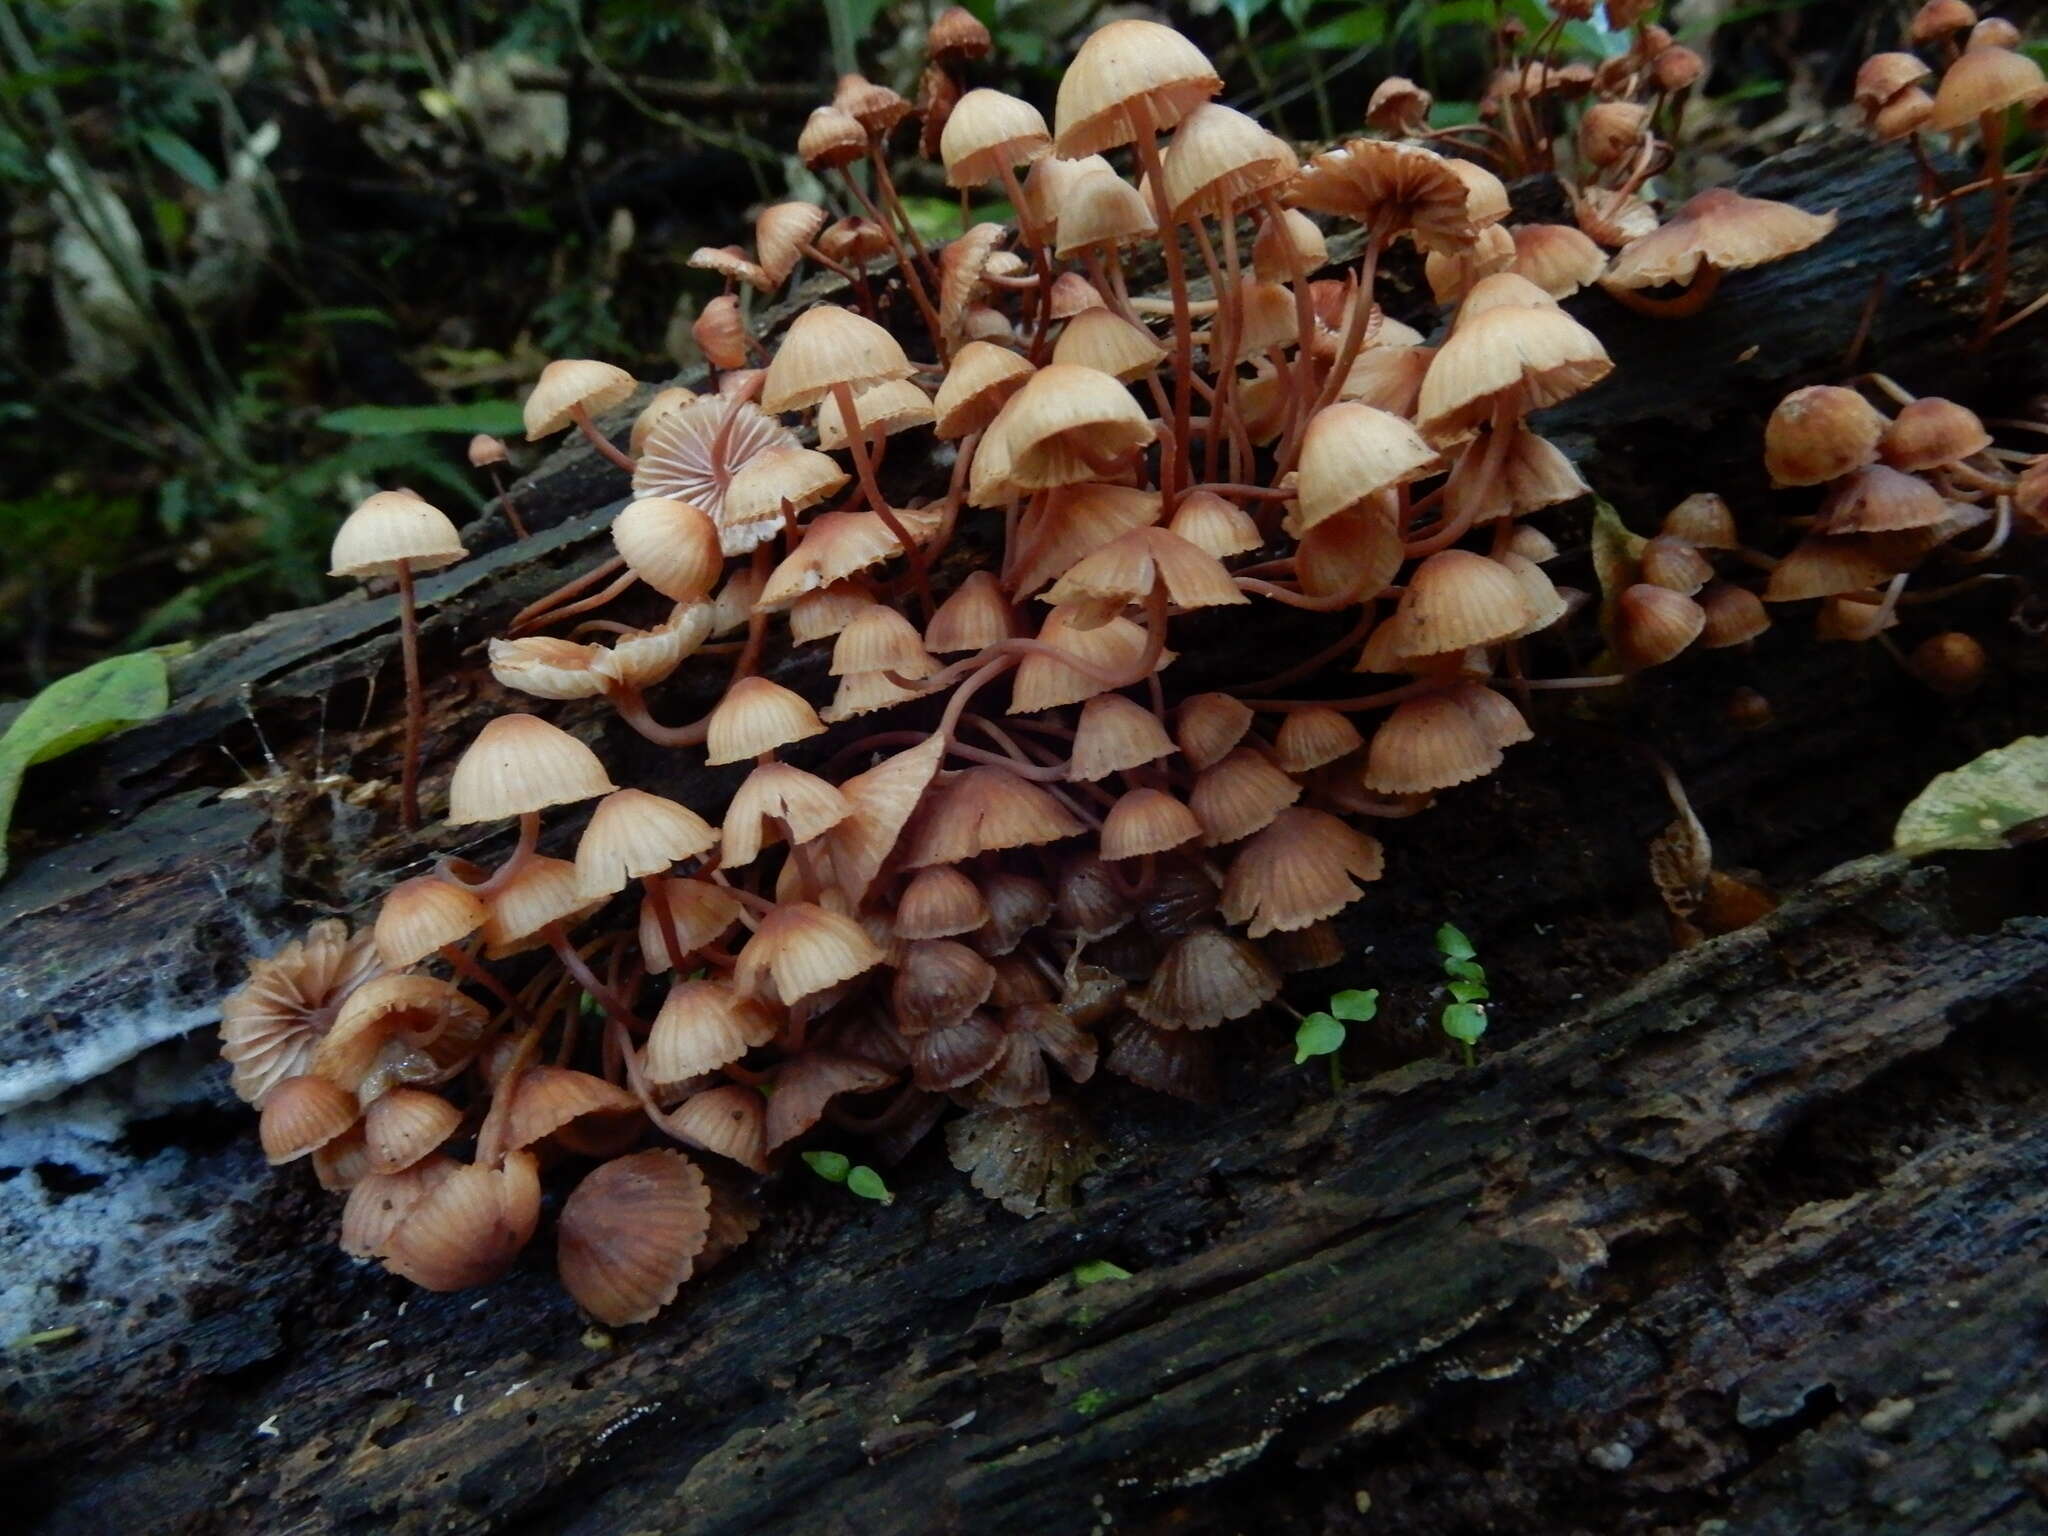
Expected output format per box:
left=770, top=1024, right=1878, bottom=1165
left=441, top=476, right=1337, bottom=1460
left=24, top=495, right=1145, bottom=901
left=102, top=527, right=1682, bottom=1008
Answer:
left=1288, top=138, right=1474, bottom=252
left=1009, top=606, right=1174, bottom=714
left=754, top=201, right=829, bottom=286
left=1416, top=302, right=1612, bottom=443
left=929, top=5, right=994, bottom=62
left=1101, top=786, right=1202, bottom=860
left=1054, top=169, right=1157, bottom=257
left=704, top=675, right=827, bottom=766
left=816, top=378, right=935, bottom=450
left=524, top=358, right=637, bottom=440
left=721, top=762, right=851, bottom=868
left=757, top=506, right=943, bottom=608
left=447, top=713, right=617, bottom=825
left=1160, top=102, right=1298, bottom=219
left=723, top=446, right=850, bottom=532
left=1298, top=403, right=1441, bottom=529
left=797, top=105, right=867, bottom=170
left=1763, top=385, right=1887, bottom=486
left=981, top=364, right=1156, bottom=494
left=1051, top=309, right=1166, bottom=382
left=576, top=788, right=719, bottom=897
left=488, top=636, right=610, bottom=702
left=925, top=569, right=1017, bottom=654
left=1219, top=807, right=1383, bottom=938
left=1603, top=187, right=1836, bottom=291
left=558, top=1149, right=713, bottom=1326
left=1509, top=223, right=1609, bottom=298
left=940, top=88, right=1051, bottom=188
left=480, top=857, right=606, bottom=956
left=760, top=304, right=916, bottom=413
left=375, top=876, right=488, bottom=969
left=734, top=902, right=883, bottom=1007
left=381, top=1151, right=541, bottom=1291
left=611, top=496, right=724, bottom=603
left=329, top=490, right=467, bottom=579
left=1053, top=18, right=1223, bottom=158
left=1927, top=45, right=2046, bottom=132
left=632, top=394, right=799, bottom=545
left=934, top=342, right=1034, bottom=440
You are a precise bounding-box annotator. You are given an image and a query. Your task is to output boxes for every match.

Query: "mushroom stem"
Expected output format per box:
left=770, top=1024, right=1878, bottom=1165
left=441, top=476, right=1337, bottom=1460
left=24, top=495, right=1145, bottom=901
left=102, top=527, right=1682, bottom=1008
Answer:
left=509, top=566, right=639, bottom=636
left=994, top=160, right=1056, bottom=366
left=440, top=811, right=542, bottom=898
left=1129, top=104, right=1193, bottom=508
left=567, top=402, right=639, bottom=473
left=609, top=684, right=713, bottom=749
left=509, top=555, right=628, bottom=635
left=1601, top=262, right=1723, bottom=319
left=544, top=921, right=643, bottom=1034
left=830, top=380, right=934, bottom=615
left=836, top=165, right=946, bottom=353
left=1405, top=405, right=1514, bottom=557
left=642, top=873, right=691, bottom=975
left=1233, top=604, right=1377, bottom=692
left=1243, top=676, right=1450, bottom=714
left=393, top=558, right=426, bottom=831
left=866, top=142, right=937, bottom=284
left=485, top=465, right=528, bottom=539
left=1972, top=110, right=2013, bottom=349
left=438, top=942, right=531, bottom=1025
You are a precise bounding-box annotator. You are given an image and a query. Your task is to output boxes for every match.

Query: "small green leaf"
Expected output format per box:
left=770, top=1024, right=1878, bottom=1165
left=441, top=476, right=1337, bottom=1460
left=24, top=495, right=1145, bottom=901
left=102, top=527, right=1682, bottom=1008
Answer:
left=1072, top=1387, right=1112, bottom=1417
left=1894, top=736, right=2048, bottom=854
left=1591, top=498, right=1649, bottom=640
left=1443, top=956, right=1486, bottom=984
left=1330, top=988, right=1380, bottom=1022
left=142, top=127, right=219, bottom=192
left=1435, top=923, right=1477, bottom=961
left=1073, top=1260, right=1133, bottom=1287
left=1446, top=978, right=1490, bottom=1004
left=1441, top=1001, right=1488, bottom=1045
left=317, top=401, right=526, bottom=438
left=802, top=1151, right=851, bottom=1183
left=1294, top=1012, right=1346, bottom=1063
left=846, top=1165, right=893, bottom=1204
left=0, top=651, right=170, bottom=881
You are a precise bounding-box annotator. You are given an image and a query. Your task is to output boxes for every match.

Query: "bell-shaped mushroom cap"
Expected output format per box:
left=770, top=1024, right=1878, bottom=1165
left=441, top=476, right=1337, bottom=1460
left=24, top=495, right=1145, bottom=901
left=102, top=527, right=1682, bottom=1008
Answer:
left=558, top=1149, right=712, bottom=1326
left=1101, top=786, right=1201, bottom=860
left=329, top=489, right=467, bottom=578
left=1614, top=583, right=1707, bottom=670
left=1764, top=531, right=1920, bottom=602
left=1189, top=746, right=1301, bottom=845
left=1298, top=403, right=1441, bottom=530
left=721, top=762, right=851, bottom=868
left=690, top=244, right=771, bottom=293
left=1051, top=309, right=1167, bottom=382
left=1007, top=483, right=1163, bottom=599
left=808, top=734, right=946, bottom=903
left=897, top=866, right=990, bottom=940
left=723, top=446, right=850, bottom=533
left=488, top=636, right=611, bottom=701
left=447, top=713, right=616, bottom=824
left=758, top=506, right=943, bottom=607
left=666, top=1085, right=770, bottom=1173
left=905, top=765, right=1087, bottom=868
left=524, top=358, right=637, bottom=440
left=790, top=582, right=875, bottom=645
left=1220, top=807, right=1384, bottom=938
left=1053, top=18, right=1224, bottom=158
left=1663, top=491, right=1740, bottom=549
left=1043, top=526, right=1247, bottom=626
left=817, top=378, right=937, bottom=451
left=987, top=364, right=1157, bottom=493
left=765, top=1051, right=896, bottom=1150
left=893, top=938, right=999, bottom=1033
left=1274, top=706, right=1365, bottom=773
left=1288, top=138, right=1474, bottom=252
left=797, top=105, right=867, bottom=170
left=1416, top=302, right=1613, bottom=443
left=934, top=342, right=1034, bottom=439
left=755, top=201, right=829, bottom=286
left=479, top=857, right=606, bottom=957
left=375, top=876, right=487, bottom=969
left=1819, top=464, right=1949, bottom=533
left=929, top=4, right=993, bottom=62
left=1509, top=222, right=1608, bottom=298
left=646, top=979, right=779, bottom=1085
left=1176, top=692, right=1255, bottom=771
left=940, top=88, right=1051, bottom=188
left=1169, top=490, right=1262, bottom=560
left=1161, top=102, right=1298, bottom=218
left=925, top=571, right=1016, bottom=657
left=704, top=675, right=827, bottom=766
left=760, top=305, right=916, bottom=413
left=342, top=1154, right=459, bottom=1260
left=633, top=394, right=799, bottom=540
left=911, top=1011, right=1006, bottom=1089
left=381, top=1151, right=542, bottom=1291
left=835, top=73, right=913, bottom=136
left=1010, top=606, right=1174, bottom=714
left=363, top=1088, right=463, bottom=1176
left=1763, top=385, right=1887, bottom=486
left=499, top=1065, right=640, bottom=1154
left=734, top=902, right=883, bottom=1006
left=1927, top=44, right=2046, bottom=132
left=638, top=877, right=744, bottom=972
left=1697, top=581, right=1772, bottom=648
left=1130, top=928, right=1280, bottom=1030
left=1252, top=207, right=1326, bottom=281
left=576, top=788, right=719, bottom=898
left=1603, top=187, right=1837, bottom=292
left=1055, top=169, right=1158, bottom=257
left=1382, top=549, right=1536, bottom=655
left=1070, top=692, right=1177, bottom=782
left=259, top=1074, right=359, bottom=1164
left=1880, top=397, right=1992, bottom=471
left=1361, top=693, right=1502, bottom=794
left=831, top=606, right=936, bottom=680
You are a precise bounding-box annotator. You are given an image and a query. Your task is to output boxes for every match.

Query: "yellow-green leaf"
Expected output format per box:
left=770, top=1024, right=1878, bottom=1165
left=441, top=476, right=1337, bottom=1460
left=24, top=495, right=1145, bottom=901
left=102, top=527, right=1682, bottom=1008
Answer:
left=1590, top=498, right=1647, bottom=643
left=1894, top=736, right=2048, bottom=855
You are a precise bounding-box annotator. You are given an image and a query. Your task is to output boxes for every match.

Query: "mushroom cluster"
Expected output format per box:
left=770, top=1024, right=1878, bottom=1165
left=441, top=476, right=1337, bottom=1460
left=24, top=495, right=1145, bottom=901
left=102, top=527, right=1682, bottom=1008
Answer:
left=1853, top=3, right=2047, bottom=341
left=218, top=9, right=2025, bottom=1327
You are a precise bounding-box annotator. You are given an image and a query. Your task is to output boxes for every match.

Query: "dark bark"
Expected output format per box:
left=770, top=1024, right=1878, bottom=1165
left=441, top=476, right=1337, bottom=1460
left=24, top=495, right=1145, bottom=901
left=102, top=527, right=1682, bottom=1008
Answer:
left=2, top=132, right=2046, bottom=1535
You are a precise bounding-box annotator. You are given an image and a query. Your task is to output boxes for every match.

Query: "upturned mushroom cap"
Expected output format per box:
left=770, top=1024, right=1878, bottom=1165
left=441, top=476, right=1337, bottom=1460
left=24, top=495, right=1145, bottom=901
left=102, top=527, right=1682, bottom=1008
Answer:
left=488, top=636, right=610, bottom=701
left=759, top=304, right=916, bottom=414
left=1927, top=44, right=2046, bottom=132
left=329, top=490, right=467, bottom=579
left=524, top=358, right=637, bottom=440
left=940, top=88, right=1051, bottom=188
left=1289, top=139, right=1475, bottom=251
left=1053, top=19, right=1223, bottom=158
left=1603, top=187, right=1836, bottom=292
left=447, top=714, right=616, bottom=824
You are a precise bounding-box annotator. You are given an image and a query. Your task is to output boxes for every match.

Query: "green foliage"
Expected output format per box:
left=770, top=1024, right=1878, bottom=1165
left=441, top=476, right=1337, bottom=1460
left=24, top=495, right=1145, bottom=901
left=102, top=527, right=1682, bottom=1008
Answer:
left=803, top=1150, right=893, bottom=1204
left=1073, top=1259, right=1132, bottom=1286
left=1894, top=737, right=2048, bottom=854
left=1295, top=986, right=1377, bottom=1092
left=317, top=402, right=525, bottom=438
left=0, top=651, right=170, bottom=880
left=801, top=1150, right=852, bottom=1182
left=1434, top=924, right=1489, bottom=1065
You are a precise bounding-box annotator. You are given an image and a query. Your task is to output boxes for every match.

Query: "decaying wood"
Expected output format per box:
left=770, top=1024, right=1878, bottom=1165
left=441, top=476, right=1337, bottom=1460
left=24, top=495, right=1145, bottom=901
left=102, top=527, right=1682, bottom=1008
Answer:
left=2, top=132, right=2046, bottom=1534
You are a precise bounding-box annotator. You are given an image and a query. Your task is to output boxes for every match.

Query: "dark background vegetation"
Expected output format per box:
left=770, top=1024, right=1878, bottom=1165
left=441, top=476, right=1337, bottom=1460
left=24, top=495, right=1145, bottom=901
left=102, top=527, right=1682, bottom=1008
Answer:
left=0, top=0, right=2037, bottom=696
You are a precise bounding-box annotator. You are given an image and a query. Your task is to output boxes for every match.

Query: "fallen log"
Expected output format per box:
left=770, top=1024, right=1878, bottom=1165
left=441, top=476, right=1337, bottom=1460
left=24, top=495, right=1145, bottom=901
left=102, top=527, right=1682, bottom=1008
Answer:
left=2, top=131, right=2046, bottom=1534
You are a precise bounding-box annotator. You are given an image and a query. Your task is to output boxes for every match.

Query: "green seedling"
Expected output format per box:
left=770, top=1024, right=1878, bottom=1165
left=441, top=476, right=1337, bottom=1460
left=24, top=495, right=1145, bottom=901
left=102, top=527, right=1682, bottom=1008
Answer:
left=1435, top=924, right=1490, bottom=1066
left=802, top=1150, right=894, bottom=1205
left=1295, top=987, right=1379, bottom=1090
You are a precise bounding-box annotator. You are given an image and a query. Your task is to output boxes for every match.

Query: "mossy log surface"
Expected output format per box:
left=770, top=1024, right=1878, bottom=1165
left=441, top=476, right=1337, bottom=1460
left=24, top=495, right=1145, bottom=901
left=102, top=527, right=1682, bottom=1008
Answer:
left=2, top=133, right=2047, bottom=1534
